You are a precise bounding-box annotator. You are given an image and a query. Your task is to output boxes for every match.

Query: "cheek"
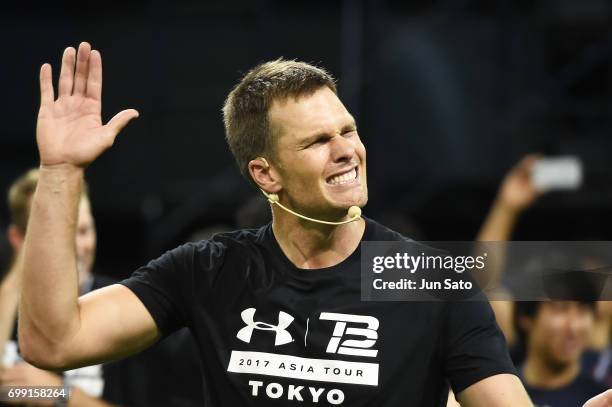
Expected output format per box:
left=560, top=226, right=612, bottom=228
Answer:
left=576, top=316, right=594, bottom=335
left=290, top=152, right=327, bottom=185
left=355, top=136, right=366, bottom=157
left=535, top=315, right=564, bottom=340
left=597, top=302, right=612, bottom=317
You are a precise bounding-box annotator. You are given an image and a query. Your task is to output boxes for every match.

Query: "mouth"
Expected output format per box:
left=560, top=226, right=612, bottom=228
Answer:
left=326, top=166, right=359, bottom=186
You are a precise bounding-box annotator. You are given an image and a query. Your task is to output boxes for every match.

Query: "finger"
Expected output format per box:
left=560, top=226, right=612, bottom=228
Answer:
left=39, top=63, right=54, bottom=106
left=520, top=153, right=543, bottom=168
left=512, top=154, right=540, bottom=176
left=86, top=49, right=102, bottom=101
left=58, top=47, right=75, bottom=97
left=105, top=109, right=140, bottom=139
left=73, top=41, right=91, bottom=95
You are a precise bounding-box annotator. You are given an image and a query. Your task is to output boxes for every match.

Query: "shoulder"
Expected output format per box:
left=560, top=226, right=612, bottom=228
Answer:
left=171, top=225, right=267, bottom=253
left=165, top=225, right=269, bottom=267
left=364, top=217, right=413, bottom=242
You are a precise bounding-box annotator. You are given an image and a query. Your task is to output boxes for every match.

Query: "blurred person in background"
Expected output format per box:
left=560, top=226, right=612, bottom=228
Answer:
left=476, top=155, right=612, bottom=388
left=0, top=168, right=116, bottom=406
left=515, top=301, right=607, bottom=406
left=446, top=155, right=542, bottom=406
left=476, top=154, right=543, bottom=347
left=0, top=169, right=205, bottom=406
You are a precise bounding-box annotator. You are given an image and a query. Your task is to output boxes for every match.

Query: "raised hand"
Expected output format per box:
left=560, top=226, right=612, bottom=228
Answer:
left=37, top=42, right=138, bottom=168
left=497, top=154, right=543, bottom=213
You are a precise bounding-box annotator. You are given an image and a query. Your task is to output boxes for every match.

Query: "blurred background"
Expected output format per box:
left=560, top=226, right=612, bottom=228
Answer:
left=2, top=0, right=612, bottom=279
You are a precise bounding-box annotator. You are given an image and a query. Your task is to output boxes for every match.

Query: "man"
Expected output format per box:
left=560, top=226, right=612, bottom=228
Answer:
left=516, top=301, right=607, bottom=406
left=0, top=169, right=115, bottom=406
left=17, top=42, right=612, bottom=406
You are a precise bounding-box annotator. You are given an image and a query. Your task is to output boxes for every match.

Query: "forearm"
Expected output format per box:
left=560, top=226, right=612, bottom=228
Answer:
left=476, top=199, right=520, bottom=242
left=474, top=200, right=521, bottom=291
left=19, top=165, right=84, bottom=364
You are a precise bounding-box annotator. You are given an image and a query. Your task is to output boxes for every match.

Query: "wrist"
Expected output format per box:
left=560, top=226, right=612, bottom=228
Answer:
left=493, top=198, right=523, bottom=217
left=39, top=163, right=85, bottom=176
left=37, top=164, right=85, bottom=194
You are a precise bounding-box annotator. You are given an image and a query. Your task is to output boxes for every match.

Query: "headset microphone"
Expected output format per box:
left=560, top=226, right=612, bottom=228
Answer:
left=260, top=189, right=362, bottom=226
left=257, top=157, right=362, bottom=226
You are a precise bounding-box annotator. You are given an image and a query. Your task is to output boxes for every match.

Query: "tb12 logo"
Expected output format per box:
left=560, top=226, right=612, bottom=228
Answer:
left=320, top=312, right=379, bottom=357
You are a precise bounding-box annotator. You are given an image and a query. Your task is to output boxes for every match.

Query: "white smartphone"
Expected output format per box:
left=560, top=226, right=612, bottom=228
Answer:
left=531, top=156, right=583, bottom=191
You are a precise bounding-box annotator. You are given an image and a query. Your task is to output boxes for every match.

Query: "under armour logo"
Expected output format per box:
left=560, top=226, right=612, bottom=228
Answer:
left=237, top=308, right=294, bottom=346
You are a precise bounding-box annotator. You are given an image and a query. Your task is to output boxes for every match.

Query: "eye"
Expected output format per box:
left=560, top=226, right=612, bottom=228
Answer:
left=343, top=129, right=357, bottom=137
left=308, top=136, right=331, bottom=148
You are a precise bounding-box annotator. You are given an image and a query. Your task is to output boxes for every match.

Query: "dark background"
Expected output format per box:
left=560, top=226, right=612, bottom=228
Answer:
left=2, top=0, right=612, bottom=279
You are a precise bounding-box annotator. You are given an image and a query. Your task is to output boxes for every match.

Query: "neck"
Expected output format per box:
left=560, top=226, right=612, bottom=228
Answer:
left=523, top=352, right=580, bottom=389
left=271, top=205, right=365, bottom=269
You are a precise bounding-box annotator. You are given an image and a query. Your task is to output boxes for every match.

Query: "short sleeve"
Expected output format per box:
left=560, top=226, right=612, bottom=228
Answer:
left=442, top=301, right=517, bottom=394
left=120, top=240, right=224, bottom=337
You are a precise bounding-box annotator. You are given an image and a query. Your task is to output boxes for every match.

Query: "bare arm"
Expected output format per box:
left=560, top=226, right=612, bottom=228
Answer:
left=18, top=42, right=154, bottom=369
left=476, top=155, right=541, bottom=242
left=477, top=155, right=542, bottom=343
left=456, top=374, right=533, bottom=407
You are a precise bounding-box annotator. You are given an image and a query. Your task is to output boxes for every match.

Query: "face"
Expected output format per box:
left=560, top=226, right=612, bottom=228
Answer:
left=268, top=87, right=368, bottom=218
left=526, top=301, right=594, bottom=368
left=76, top=197, right=97, bottom=282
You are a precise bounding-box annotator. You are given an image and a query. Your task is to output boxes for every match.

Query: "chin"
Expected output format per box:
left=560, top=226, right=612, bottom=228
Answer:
left=346, top=192, right=368, bottom=209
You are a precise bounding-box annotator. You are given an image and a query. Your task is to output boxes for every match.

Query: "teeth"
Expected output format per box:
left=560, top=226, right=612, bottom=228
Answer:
left=328, top=168, right=357, bottom=185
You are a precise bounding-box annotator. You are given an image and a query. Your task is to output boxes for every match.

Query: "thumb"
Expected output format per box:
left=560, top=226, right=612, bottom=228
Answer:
left=105, top=109, right=139, bottom=138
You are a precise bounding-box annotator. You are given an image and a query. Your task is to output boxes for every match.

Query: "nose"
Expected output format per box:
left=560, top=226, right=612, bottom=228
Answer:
left=330, top=134, right=356, bottom=163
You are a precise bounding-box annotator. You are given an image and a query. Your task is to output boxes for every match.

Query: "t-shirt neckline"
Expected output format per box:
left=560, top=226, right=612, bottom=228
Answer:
left=265, top=217, right=373, bottom=279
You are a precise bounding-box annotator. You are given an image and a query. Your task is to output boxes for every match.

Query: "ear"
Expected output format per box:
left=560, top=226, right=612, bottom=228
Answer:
left=248, top=157, right=282, bottom=195
left=7, top=224, right=24, bottom=252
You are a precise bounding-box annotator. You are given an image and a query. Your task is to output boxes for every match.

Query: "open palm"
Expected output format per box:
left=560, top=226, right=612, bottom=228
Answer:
left=37, top=42, right=138, bottom=168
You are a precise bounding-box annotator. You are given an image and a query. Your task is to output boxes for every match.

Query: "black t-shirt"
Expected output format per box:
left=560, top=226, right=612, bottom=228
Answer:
left=521, top=372, right=607, bottom=407
left=121, top=218, right=516, bottom=406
